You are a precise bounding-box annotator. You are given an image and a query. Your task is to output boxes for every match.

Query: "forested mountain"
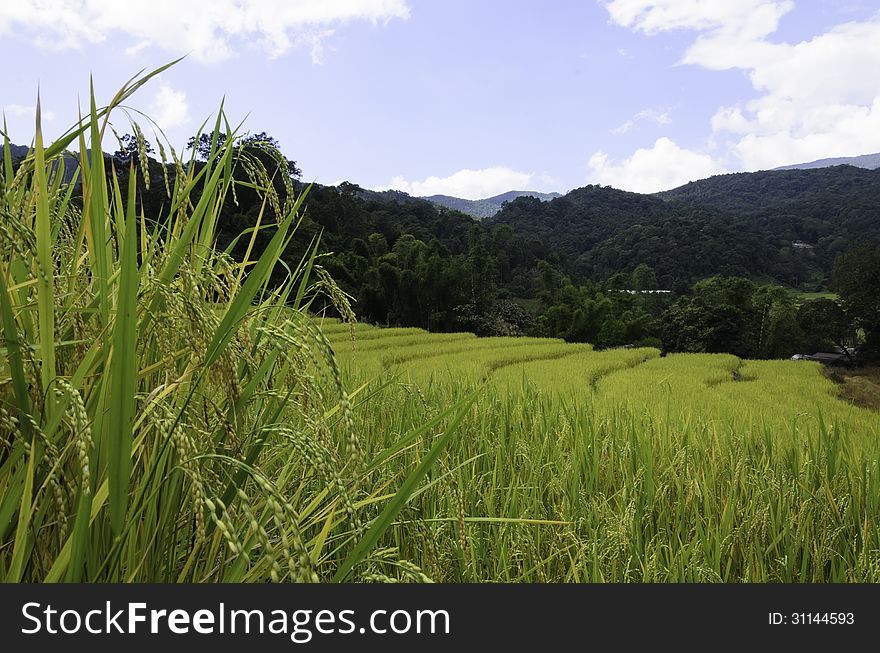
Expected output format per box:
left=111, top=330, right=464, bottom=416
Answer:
left=423, top=190, right=562, bottom=219
left=486, top=185, right=691, bottom=282
left=3, top=143, right=29, bottom=160
left=651, top=166, right=880, bottom=285
left=7, top=138, right=880, bottom=358
left=482, top=166, right=880, bottom=288
left=4, top=143, right=105, bottom=184
left=656, top=165, right=880, bottom=212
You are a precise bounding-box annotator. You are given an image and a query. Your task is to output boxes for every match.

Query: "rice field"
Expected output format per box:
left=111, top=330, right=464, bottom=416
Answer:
left=597, top=355, right=880, bottom=438
left=332, top=322, right=880, bottom=440
left=323, top=320, right=880, bottom=581
left=4, top=68, right=880, bottom=584
left=492, top=347, right=661, bottom=393
left=337, top=334, right=561, bottom=378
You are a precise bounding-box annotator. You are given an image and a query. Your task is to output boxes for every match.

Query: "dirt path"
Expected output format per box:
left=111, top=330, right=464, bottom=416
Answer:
left=825, top=367, right=880, bottom=411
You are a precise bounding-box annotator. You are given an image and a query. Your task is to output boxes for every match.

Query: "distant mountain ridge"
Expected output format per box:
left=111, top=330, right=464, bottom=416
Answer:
left=7, top=137, right=880, bottom=291
left=4, top=142, right=82, bottom=184
left=422, top=190, right=562, bottom=219
left=489, top=165, right=880, bottom=285
left=5, top=144, right=29, bottom=160
left=655, top=165, right=880, bottom=212
left=774, top=152, right=880, bottom=171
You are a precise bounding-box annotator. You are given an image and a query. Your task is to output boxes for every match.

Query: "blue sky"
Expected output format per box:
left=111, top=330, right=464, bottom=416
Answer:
left=2, top=1, right=880, bottom=197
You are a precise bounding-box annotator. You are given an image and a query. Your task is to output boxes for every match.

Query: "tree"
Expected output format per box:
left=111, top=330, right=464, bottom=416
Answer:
left=752, top=286, right=803, bottom=358
left=113, top=133, right=154, bottom=162
left=834, top=244, right=880, bottom=359
left=239, top=131, right=302, bottom=179
left=759, top=300, right=803, bottom=359
left=185, top=130, right=302, bottom=179
left=660, top=276, right=759, bottom=356
left=631, top=263, right=657, bottom=291
left=186, top=132, right=227, bottom=160
left=797, top=298, right=856, bottom=362
left=367, top=232, right=389, bottom=258
left=605, top=271, right=630, bottom=290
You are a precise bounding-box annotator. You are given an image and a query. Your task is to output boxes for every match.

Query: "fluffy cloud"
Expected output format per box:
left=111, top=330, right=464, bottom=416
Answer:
left=603, top=1, right=880, bottom=170
left=588, top=137, right=722, bottom=193
left=709, top=18, right=880, bottom=168
left=147, top=81, right=190, bottom=130
left=723, top=99, right=880, bottom=170
left=603, top=0, right=792, bottom=39
left=378, top=167, right=535, bottom=200
left=0, top=0, right=410, bottom=62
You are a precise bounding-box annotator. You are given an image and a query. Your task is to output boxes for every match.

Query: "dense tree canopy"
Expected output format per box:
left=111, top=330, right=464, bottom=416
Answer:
left=186, top=131, right=302, bottom=179
left=798, top=298, right=856, bottom=361
left=75, top=134, right=880, bottom=362
left=834, top=243, right=880, bottom=359
left=490, top=166, right=880, bottom=290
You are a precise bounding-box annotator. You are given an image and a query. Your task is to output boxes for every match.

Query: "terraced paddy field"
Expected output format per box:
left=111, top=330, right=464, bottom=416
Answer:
left=313, top=318, right=880, bottom=582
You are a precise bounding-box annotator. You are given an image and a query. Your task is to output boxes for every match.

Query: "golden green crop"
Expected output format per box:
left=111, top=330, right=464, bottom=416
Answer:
left=0, top=67, right=475, bottom=583
left=336, top=326, right=880, bottom=581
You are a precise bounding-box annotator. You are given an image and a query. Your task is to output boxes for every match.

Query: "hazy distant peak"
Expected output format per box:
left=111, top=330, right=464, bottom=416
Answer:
left=774, top=153, right=880, bottom=171
left=422, top=190, right=562, bottom=219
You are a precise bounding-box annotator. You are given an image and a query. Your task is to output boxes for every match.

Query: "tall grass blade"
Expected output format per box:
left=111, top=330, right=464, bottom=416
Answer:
left=33, top=91, right=55, bottom=423
left=7, top=441, right=35, bottom=582
left=105, top=164, right=140, bottom=533
left=333, top=389, right=478, bottom=581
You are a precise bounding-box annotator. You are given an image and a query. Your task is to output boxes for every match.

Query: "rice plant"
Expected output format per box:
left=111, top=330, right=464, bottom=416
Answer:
left=339, top=335, right=880, bottom=581
left=492, top=347, right=659, bottom=394
left=0, top=66, right=471, bottom=582
left=399, top=342, right=592, bottom=384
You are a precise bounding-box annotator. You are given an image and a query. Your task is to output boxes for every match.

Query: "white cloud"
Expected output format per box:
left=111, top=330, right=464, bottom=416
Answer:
left=611, top=120, right=635, bottom=135
left=603, top=1, right=880, bottom=170
left=125, top=40, right=151, bottom=57
left=147, top=81, right=190, bottom=129
left=603, top=0, right=793, bottom=39
left=3, top=103, right=55, bottom=122
left=611, top=107, right=672, bottom=134
left=724, top=99, right=880, bottom=170
left=637, top=108, right=672, bottom=125
left=305, top=29, right=335, bottom=64
left=697, top=16, right=880, bottom=169
left=588, top=137, right=722, bottom=193
left=378, top=167, right=535, bottom=200
left=710, top=107, right=751, bottom=134
left=537, top=172, right=560, bottom=188
left=0, top=0, right=410, bottom=63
